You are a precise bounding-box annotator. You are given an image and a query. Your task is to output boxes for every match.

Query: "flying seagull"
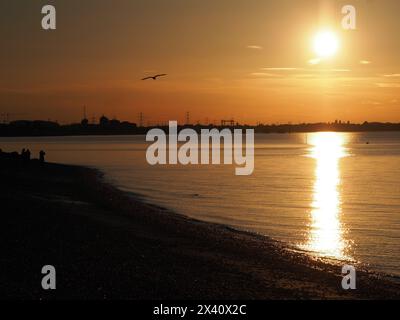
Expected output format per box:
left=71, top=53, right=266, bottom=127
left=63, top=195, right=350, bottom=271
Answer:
left=141, top=74, right=167, bottom=81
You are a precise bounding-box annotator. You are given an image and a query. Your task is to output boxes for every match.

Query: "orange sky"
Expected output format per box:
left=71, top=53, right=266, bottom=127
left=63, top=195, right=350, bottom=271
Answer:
left=1, top=0, right=399, bottom=124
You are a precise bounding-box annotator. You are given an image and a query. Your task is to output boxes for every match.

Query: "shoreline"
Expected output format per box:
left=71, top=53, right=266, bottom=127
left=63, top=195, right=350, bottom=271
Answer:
left=102, top=173, right=400, bottom=281
left=129, top=191, right=400, bottom=283
left=0, top=157, right=399, bottom=299
left=85, top=170, right=400, bottom=294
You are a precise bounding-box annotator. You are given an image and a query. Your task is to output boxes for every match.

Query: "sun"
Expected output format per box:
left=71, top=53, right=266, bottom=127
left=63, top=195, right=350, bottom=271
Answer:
left=313, top=30, right=339, bottom=58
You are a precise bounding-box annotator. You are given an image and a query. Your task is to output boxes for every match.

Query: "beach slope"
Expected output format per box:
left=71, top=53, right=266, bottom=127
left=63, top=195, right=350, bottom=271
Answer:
left=0, top=158, right=399, bottom=299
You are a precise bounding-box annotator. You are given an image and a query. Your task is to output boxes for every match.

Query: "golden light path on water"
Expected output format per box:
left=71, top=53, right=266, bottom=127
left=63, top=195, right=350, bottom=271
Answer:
left=302, top=132, right=351, bottom=260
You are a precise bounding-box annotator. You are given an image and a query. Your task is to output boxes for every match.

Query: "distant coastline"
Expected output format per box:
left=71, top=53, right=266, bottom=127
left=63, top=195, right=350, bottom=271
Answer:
left=1, top=117, right=400, bottom=137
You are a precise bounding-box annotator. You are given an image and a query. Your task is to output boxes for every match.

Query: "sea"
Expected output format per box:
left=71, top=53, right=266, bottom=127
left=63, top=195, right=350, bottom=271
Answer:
left=1, top=131, right=399, bottom=276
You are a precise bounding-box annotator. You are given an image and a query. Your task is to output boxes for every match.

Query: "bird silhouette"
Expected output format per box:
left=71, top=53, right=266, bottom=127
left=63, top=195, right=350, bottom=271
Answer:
left=142, top=74, right=167, bottom=81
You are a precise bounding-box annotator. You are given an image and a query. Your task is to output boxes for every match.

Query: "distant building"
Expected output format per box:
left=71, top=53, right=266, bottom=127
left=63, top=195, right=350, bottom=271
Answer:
left=99, top=115, right=110, bottom=126
left=121, top=121, right=137, bottom=128
left=109, top=119, right=121, bottom=126
left=81, top=118, right=89, bottom=126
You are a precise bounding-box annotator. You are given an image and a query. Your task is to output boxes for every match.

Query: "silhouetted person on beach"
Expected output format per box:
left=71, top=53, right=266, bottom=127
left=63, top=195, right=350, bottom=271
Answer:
left=39, top=150, right=46, bottom=164
left=21, top=149, right=31, bottom=164
left=20, top=148, right=27, bottom=163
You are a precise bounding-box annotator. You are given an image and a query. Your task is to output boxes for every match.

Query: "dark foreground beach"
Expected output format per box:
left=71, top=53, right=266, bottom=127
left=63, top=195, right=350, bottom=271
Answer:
left=0, top=156, right=399, bottom=300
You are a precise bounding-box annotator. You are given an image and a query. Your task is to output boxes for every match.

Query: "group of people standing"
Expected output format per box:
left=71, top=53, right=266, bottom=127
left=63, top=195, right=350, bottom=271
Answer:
left=20, top=149, right=31, bottom=162
left=0, top=148, right=46, bottom=164
left=21, top=149, right=46, bottom=163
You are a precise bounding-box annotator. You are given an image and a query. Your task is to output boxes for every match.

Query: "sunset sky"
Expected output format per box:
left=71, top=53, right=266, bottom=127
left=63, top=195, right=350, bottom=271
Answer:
left=1, top=0, right=399, bottom=124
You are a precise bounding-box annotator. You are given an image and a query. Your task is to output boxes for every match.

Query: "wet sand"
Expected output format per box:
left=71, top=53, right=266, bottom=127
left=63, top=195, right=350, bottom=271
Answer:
left=0, top=157, right=399, bottom=300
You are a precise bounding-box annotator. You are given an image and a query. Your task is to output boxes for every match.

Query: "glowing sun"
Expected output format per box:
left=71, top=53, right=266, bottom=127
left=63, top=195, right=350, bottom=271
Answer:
left=313, top=30, right=339, bottom=58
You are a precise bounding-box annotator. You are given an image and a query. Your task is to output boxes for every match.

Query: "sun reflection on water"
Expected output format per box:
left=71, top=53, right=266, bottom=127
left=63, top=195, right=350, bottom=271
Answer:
left=302, top=132, right=351, bottom=260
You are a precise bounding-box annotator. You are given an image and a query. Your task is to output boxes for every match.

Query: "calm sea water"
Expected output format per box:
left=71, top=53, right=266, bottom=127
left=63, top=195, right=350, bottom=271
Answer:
left=1, top=132, right=399, bottom=276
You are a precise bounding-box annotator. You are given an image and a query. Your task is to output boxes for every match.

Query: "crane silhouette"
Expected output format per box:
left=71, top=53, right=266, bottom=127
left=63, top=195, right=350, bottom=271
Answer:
left=141, top=74, right=167, bottom=81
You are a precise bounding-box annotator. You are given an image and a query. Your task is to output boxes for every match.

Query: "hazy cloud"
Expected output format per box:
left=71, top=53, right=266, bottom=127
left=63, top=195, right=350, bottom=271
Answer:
left=362, top=100, right=382, bottom=105
left=261, top=67, right=301, bottom=71
left=250, top=73, right=280, bottom=77
left=246, top=45, right=263, bottom=50
left=376, top=83, right=400, bottom=88
left=308, top=58, right=321, bottom=65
